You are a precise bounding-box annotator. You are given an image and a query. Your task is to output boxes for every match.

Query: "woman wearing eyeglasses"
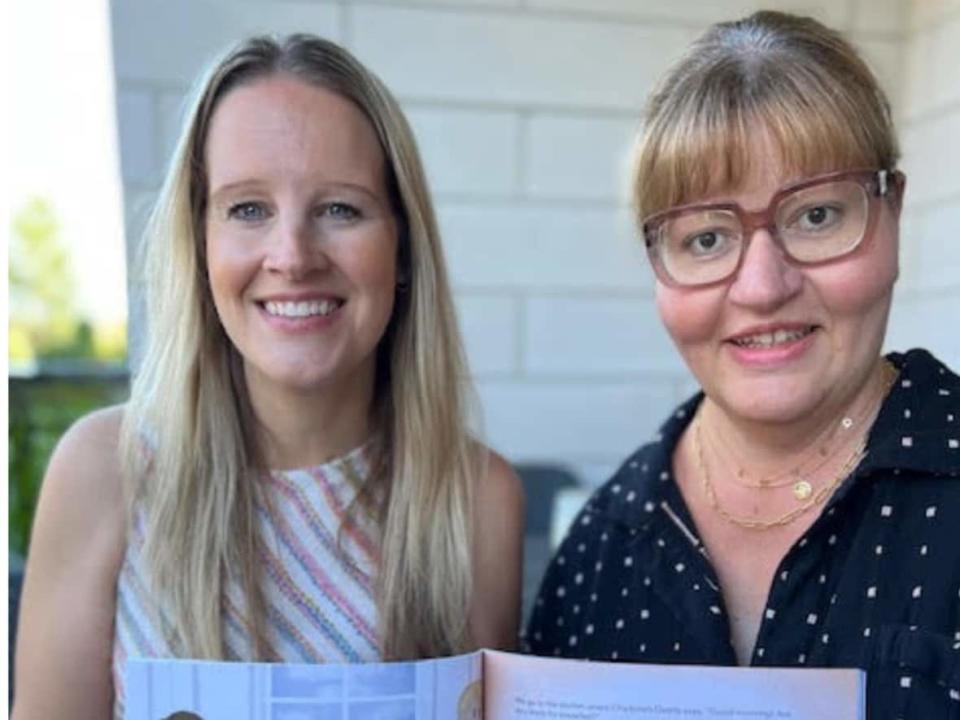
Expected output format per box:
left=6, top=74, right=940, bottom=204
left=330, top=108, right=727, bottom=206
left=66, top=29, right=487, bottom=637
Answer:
left=526, top=11, right=959, bottom=718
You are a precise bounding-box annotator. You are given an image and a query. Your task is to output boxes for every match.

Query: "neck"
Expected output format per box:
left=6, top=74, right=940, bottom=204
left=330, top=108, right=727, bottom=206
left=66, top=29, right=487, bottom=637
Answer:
left=699, top=358, right=892, bottom=475
left=245, top=367, right=377, bottom=471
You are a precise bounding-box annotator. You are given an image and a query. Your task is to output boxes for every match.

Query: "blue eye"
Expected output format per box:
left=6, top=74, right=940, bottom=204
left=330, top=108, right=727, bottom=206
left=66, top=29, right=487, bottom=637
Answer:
left=323, top=202, right=360, bottom=221
left=227, top=202, right=268, bottom=222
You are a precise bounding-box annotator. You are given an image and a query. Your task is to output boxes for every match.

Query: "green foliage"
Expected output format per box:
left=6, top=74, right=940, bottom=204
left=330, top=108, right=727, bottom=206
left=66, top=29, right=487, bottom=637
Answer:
left=9, top=198, right=78, bottom=361
left=8, top=198, right=130, bottom=559
left=8, top=376, right=129, bottom=556
left=8, top=197, right=127, bottom=364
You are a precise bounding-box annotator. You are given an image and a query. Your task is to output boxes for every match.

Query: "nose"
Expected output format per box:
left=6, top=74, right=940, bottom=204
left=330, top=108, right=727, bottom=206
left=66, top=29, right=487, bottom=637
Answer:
left=263, top=216, right=327, bottom=280
left=727, top=229, right=803, bottom=310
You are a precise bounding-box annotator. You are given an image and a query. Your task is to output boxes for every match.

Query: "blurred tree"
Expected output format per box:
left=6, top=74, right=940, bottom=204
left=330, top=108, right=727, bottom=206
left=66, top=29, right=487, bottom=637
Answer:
left=9, top=198, right=78, bottom=363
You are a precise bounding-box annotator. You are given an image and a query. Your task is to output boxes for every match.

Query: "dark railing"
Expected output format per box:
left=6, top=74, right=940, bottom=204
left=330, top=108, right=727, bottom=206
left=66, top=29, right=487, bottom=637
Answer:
left=9, top=365, right=129, bottom=699
left=8, top=365, right=130, bottom=556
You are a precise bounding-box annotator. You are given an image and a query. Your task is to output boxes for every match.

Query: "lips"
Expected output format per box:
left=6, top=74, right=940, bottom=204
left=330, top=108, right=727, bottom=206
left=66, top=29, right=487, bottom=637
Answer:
left=261, top=298, right=344, bottom=318
left=727, top=325, right=818, bottom=349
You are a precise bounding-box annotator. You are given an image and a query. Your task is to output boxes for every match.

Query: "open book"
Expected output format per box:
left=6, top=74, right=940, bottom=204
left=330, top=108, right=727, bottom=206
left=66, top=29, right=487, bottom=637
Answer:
left=125, top=650, right=864, bottom=719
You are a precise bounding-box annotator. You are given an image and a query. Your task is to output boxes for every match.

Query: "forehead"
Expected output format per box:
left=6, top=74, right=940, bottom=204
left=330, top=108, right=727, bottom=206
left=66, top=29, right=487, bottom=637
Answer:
left=679, top=122, right=854, bottom=209
left=204, top=75, right=386, bottom=190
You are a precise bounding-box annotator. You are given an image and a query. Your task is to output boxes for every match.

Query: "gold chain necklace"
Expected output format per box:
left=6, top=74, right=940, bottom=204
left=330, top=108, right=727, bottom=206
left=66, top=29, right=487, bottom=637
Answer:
left=693, top=360, right=898, bottom=531
left=694, top=416, right=867, bottom=530
left=705, top=426, right=847, bottom=500
left=703, top=360, right=899, bottom=502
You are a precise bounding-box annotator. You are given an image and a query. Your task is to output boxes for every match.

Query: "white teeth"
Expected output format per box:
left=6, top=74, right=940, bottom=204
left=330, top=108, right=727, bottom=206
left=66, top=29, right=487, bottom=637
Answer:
left=734, top=328, right=811, bottom=348
left=263, top=299, right=341, bottom=318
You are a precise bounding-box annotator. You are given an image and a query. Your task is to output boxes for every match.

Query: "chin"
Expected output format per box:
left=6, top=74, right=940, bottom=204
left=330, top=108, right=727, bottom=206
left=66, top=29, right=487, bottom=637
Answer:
left=248, top=357, right=340, bottom=394
left=713, top=378, right=824, bottom=426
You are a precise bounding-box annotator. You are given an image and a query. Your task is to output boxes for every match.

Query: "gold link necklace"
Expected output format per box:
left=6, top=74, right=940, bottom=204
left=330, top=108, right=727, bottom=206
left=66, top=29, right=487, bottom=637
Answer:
left=692, top=360, right=898, bottom=531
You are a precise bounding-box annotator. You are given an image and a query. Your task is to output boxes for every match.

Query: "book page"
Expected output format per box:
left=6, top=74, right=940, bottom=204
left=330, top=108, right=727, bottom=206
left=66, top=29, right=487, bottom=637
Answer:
left=124, top=651, right=482, bottom=719
left=483, top=651, right=864, bottom=720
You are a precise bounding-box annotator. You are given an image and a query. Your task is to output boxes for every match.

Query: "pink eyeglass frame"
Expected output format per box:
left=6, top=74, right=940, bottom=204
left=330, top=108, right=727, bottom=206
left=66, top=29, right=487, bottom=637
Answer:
left=642, top=168, right=906, bottom=289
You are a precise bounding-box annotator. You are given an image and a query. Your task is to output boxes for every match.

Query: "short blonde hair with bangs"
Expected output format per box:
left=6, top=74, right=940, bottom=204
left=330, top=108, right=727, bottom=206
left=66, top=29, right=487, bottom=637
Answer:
left=632, top=11, right=900, bottom=223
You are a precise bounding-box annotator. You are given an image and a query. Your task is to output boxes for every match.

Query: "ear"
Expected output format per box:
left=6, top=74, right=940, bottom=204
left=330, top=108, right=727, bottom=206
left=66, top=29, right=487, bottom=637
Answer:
left=890, top=170, right=907, bottom=217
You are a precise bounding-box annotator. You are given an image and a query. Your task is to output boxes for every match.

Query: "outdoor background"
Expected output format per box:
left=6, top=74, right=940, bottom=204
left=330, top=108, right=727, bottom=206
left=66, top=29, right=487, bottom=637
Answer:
left=10, top=1, right=960, bottom=601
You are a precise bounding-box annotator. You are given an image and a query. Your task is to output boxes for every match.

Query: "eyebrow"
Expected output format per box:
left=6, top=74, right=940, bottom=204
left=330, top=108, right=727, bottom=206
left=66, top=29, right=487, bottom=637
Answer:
left=208, top=179, right=384, bottom=206
left=208, top=180, right=260, bottom=205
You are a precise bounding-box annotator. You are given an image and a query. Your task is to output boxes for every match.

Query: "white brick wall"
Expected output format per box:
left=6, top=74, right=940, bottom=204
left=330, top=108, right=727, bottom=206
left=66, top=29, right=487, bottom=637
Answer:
left=438, top=204, right=649, bottom=290
left=523, top=296, right=681, bottom=375
left=455, top=294, right=520, bottom=376
left=112, top=0, right=957, bottom=490
left=349, top=6, right=696, bottom=110
left=476, top=379, right=680, bottom=462
left=407, top=107, right=520, bottom=197
left=523, top=114, right=638, bottom=202
left=894, top=1, right=960, bottom=370
left=111, top=2, right=343, bottom=86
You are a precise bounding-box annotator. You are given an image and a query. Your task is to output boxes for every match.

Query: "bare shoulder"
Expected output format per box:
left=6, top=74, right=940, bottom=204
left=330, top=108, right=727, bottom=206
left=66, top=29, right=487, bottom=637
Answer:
left=476, top=449, right=525, bottom=520
left=469, top=447, right=525, bottom=650
left=53, top=403, right=125, bottom=469
left=42, top=403, right=127, bottom=522
left=27, top=400, right=129, bottom=577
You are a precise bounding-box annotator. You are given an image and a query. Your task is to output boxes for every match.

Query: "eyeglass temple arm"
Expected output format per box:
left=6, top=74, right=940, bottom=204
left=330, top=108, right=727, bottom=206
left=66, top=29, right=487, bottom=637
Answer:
left=877, top=168, right=906, bottom=198
left=878, top=170, right=889, bottom=196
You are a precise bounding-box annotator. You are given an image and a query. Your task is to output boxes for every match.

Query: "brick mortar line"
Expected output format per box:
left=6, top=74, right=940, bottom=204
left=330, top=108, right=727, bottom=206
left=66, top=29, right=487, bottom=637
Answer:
left=349, top=0, right=909, bottom=38
left=475, top=372, right=692, bottom=385
left=902, top=100, right=960, bottom=129
left=893, top=286, right=960, bottom=301
left=515, top=292, right=528, bottom=379
left=906, top=6, right=960, bottom=36
left=516, top=110, right=531, bottom=199
left=436, top=193, right=628, bottom=208
left=452, top=286, right=655, bottom=298
left=902, top=192, right=960, bottom=213
left=397, top=96, right=644, bottom=118
left=339, top=0, right=354, bottom=48
left=401, top=100, right=642, bottom=124
left=348, top=0, right=743, bottom=30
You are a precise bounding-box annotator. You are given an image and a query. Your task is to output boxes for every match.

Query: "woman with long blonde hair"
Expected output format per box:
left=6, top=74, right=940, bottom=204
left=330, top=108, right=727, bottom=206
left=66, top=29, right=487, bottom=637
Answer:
left=14, top=34, right=523, bottom=719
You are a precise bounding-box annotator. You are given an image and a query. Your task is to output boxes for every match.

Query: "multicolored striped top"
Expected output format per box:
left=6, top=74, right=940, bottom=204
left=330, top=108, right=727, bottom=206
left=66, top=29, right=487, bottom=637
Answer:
left=112, top=445, right=381, bottom=718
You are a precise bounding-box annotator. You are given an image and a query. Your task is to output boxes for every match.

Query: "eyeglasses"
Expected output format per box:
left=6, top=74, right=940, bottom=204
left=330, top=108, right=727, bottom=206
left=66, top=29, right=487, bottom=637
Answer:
left=642, top=169, right=904, bottom=288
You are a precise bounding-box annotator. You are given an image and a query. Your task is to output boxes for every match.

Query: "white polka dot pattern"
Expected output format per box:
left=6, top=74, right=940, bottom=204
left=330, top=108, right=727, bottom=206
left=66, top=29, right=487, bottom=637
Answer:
left=525, top=350, right=960, bottom=719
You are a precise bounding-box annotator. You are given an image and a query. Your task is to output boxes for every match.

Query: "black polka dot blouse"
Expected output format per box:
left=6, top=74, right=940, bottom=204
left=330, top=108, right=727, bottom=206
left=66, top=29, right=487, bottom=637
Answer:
left=525, top=349, right=960, bottom=720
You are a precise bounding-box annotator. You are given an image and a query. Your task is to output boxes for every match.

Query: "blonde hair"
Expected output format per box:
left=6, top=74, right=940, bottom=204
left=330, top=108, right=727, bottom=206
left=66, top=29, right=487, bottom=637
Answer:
left=632, top=11, right=900, bottom=222
left=120, top=34, right=480, bottom=661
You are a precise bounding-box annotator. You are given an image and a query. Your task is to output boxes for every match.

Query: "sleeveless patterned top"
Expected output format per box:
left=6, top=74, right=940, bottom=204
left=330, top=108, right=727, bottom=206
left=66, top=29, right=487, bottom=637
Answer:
left=111, top=446, right=381, bottom=718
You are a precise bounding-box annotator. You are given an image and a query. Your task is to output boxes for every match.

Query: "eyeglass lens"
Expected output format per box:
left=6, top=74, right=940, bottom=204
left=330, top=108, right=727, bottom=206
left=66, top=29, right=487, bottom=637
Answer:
left=654, top=179, right=870, bottom=286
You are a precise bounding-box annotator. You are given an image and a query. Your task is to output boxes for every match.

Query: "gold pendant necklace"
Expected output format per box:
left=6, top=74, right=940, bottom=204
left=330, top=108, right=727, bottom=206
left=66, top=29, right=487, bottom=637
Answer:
left=792, top=479, right=813, bottom=501
left=693, top=416, right=867, bottom=530
left=693, top=360, right=899, bottom=530
left=701, top=360, right=899, bottom=506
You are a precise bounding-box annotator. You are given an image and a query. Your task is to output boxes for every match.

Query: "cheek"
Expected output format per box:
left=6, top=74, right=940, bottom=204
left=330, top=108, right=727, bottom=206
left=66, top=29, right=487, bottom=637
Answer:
left=206, top=229, right=257, bottom=293
left=351, top=232, right=398, bottom=298
left=204, top=233, right=229, bottom=305
left=205, top=229, right=257, bottom=316
left=655, top=283, right=725, bottom=349
left=816, top=231, right=898, bottom=324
